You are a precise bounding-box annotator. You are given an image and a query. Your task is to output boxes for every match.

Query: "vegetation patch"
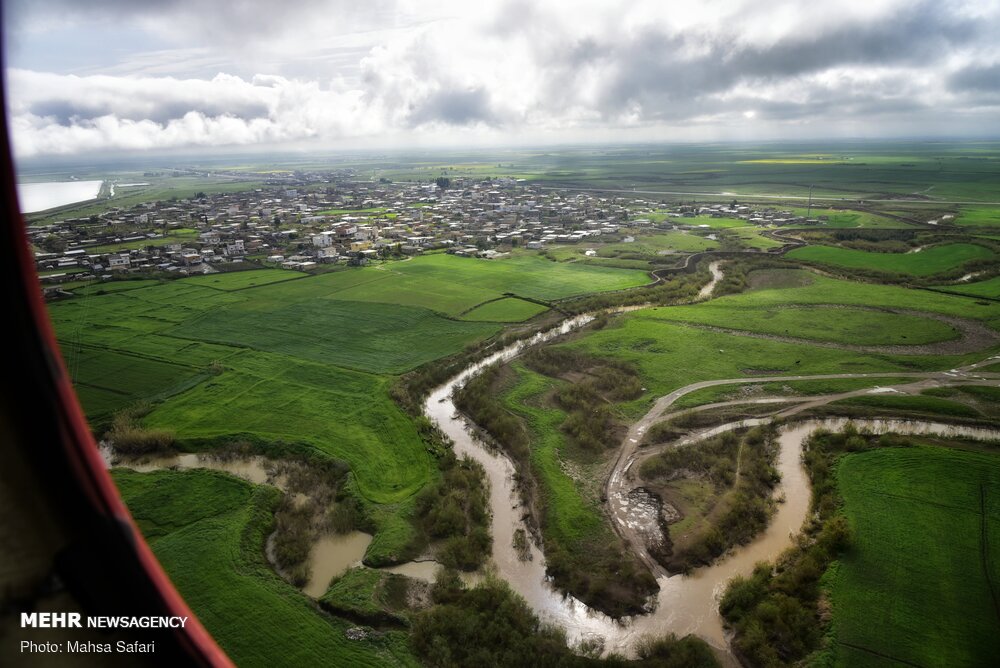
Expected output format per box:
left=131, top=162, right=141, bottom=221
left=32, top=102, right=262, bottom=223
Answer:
left=640, top=426, right=781, bottom=572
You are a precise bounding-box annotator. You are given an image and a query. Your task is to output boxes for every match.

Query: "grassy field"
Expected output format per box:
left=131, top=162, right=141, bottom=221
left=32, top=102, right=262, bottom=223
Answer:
left=172, top=299, right=498, bottom=374
left=832, top=393, right=983, bottom=419
left=179, top=269, right=309, bottom=291
left=460, top=298, right=549, bottom=322
left=955, top=205, right=1000, bottom=227
left=829, top=446, right=1000, bottom=667
left=671, top=376, right=929, bottom=409
left=933, top=276, right=1000, bottom=299
left=142, top=351, right=433, bottom=503
left=649, top=303, right=959, bottom=346
left=786, top=243, right=994, bottom=276
left=112, top=468, right=418, bottom=668
left=727, top=269, right=1000, bottom=323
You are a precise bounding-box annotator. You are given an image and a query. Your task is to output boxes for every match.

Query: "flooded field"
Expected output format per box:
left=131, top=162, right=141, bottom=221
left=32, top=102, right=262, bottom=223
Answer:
left=17, top=180, right=103, bottom=213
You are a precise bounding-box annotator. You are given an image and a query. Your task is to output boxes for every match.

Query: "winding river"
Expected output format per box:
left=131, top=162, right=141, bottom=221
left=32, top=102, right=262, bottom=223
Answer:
left=422, top=316, right=1000, bottom=658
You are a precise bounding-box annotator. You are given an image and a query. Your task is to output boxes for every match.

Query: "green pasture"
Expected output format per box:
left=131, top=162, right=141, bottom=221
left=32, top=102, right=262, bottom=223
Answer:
left=650, top=304, right=959, bottom=346
left=955, top=205, right=1000, bottom=228
left=460, top=298, right=549, bottom=322
left=829, top=446, right=1000, bottom=667
left=566, top=313, right=972, bottom=419
left=142, top=350, right=432, bottom=503
left=933, top=276, right=1000, bottom=299
left=832, top=394, right=983, bottom=419
left=112, top=469, right=418, bottom=667
left=787, top=243, right=994, bottom=276
left=733, top=269, right=1000, bottom=322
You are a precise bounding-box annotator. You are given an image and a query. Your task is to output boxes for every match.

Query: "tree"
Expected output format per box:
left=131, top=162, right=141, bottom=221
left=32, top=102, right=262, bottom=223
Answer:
left=40, top=235, right=67, bottom=254
left=435, top=176, right=451, bottom=190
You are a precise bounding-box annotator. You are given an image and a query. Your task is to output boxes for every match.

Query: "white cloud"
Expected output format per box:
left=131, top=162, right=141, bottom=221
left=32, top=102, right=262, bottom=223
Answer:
left=6, top=0, right=1000, bottom=158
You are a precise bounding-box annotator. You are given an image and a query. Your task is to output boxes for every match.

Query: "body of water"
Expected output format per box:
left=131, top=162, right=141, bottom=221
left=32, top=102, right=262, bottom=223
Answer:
left=17, top=180, right=103, bottom=213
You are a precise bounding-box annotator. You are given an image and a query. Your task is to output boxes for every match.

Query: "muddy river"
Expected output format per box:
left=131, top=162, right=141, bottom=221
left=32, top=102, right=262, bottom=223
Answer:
left=423, top=320, right=1000, bottom=657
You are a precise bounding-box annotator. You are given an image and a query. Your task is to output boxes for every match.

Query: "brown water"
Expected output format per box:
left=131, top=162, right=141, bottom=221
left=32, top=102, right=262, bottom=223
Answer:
left=107, top=450, right=274, bottom=486
left=423, top=318, right=1000, bottom=657
left=302, top=532, right=374, bottom=598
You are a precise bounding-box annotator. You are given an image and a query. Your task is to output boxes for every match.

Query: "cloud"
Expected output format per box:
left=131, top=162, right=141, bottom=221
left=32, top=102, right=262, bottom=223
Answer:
left=6, top=0, right=1000, bottom=158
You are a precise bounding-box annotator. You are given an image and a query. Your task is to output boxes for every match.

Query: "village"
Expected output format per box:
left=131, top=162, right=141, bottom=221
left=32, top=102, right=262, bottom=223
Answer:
left=28, top=173, right=822, bottom=293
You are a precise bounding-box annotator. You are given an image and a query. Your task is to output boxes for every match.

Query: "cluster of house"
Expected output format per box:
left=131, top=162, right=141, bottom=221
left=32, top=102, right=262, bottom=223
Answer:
left=29, top=173, right=819, bottom=292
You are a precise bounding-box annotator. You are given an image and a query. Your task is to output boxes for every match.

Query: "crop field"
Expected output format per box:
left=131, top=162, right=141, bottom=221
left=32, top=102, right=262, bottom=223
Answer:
left=650, top=303, right=959, bottom=346
left=786, top=243, right=994, bottom=276
left=460, top=298, right=549, bottom=322
left=829, top=446, right=1000, bottom=667
left=172, top=299, right=498, bottom=374
left=112, top=469, right=418, bottom=667
left=179, top=269, right=309, bottom=291
left=384, top=254, right=650, bottom=302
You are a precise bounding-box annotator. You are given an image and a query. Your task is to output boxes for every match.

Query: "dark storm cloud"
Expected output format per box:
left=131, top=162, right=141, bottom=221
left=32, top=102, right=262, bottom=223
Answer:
left=5, top=0, right=399, bottom=43
left=28, top=98, right=270, bottom=125
left=408, top=88, right=497, bottom=126
left=948, top=63, right=1000, bottom=93
left=593, top=1, right=977, bottom=118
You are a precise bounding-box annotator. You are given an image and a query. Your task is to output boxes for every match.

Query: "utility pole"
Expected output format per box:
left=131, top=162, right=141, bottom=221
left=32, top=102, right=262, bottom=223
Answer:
left=807, top=184, right=813, bottom=218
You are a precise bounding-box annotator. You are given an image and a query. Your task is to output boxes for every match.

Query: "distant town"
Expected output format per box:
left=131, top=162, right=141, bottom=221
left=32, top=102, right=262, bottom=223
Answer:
left=28, top=172, right=825, bottom=295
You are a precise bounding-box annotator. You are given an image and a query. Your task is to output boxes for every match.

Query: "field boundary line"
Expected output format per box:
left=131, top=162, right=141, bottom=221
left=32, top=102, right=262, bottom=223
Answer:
left=836, top=641, right=925, bottom=668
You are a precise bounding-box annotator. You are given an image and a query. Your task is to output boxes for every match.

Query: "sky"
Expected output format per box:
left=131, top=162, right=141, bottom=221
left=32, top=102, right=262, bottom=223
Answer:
left=3, top=0, right=1000, bottom=159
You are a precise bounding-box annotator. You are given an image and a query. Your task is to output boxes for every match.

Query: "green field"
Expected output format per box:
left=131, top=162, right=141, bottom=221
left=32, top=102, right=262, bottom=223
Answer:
left=179, top=269, right=309, bottom=291
left=955, top=205, right=1000, bottom=228
left=832, top=393, right=983, bottom=419
left=112, top=468, right=418, bottom=668
left=829, top=446, right=1000, bottom=667
left=460, top=298, right=549, bottom=322
left=649, top=303, right=958, bottom=346
left=173, top=300, right=498, bottom=374
left=787, top=243, right=994, bottom=276
left=671, top=377, right=929, bottom=409
left=143, top=351, right=433, bottom=502
left=726, top=269, right=1000, bottom=323
left=934, top=276, right=1000, bottom=299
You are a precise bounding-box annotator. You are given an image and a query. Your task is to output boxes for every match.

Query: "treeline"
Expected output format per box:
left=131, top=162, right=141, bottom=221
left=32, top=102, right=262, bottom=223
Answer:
left=719, top=426, right=890, bottom=667
left=411, top=574, right=719, bottom=668
left=640, top=426, right=780, bottom=572
left=523, top=347, right=643, bottom=454
left=414, top=454, right=491, bottom=571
